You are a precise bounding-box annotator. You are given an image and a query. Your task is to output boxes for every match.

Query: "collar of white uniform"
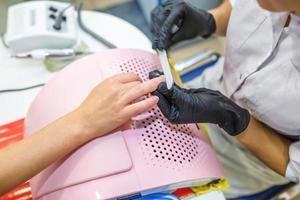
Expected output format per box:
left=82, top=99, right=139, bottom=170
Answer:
left=288, top=14, right=300, bottom=36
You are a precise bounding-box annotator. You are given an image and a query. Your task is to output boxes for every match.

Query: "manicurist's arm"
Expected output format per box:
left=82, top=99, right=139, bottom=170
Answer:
left=236, top=116, right=291, bottom=175
left=149, top=71, right=291, bottom=177
left=208, top=0, right=232, bottom=36
left=0, top=73, right=163, bottom=196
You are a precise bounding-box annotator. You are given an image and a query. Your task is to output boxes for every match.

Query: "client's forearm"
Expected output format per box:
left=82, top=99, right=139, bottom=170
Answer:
left=0, top=112, right=91, bottom=196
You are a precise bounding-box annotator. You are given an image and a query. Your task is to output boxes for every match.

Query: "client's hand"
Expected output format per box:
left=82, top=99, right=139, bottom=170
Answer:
left=73, top=73, right=164, bottom=139
left=0, top=72, right=163, bottom=196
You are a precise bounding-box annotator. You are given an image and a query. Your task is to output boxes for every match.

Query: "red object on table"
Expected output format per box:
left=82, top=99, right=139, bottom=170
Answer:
left=172, top=187, right=195, bottom=199
left=0, top=119, right=33, bottom=200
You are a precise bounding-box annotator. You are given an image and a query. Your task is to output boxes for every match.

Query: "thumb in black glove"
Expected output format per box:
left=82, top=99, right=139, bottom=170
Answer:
left=151, top=0, right=216, bottom=50
left=149, top=70, right=250, bottom=136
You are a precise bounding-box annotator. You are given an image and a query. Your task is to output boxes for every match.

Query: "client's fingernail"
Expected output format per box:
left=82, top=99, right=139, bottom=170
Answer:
left=152, top=96, right=159, bottom=102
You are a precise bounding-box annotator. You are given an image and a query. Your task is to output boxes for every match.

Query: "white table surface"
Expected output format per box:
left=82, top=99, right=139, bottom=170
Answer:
left=0, top=10, right=225, bottom=200
left=191, top=191, right=226, bottom=200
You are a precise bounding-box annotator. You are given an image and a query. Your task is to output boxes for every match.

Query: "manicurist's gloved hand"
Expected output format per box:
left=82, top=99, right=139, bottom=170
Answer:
left=151, top=0, right=216, bottom=50
left=149, top=71, right=250, bottom=136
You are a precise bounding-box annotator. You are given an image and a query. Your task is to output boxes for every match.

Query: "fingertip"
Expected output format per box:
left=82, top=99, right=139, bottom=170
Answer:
left=125, top=96, right=158, bottom=117
left=149, top=70, right=165, bottom=80
left=129, top=72, right=140, bottom=79
left=154, top=37, right=167, bottom=50
left=149, top=70, right=160, bottom=79
left=152, top=38, right=159, bottom=49
left=159, top=38, right=168, bottom=50
left=155, top=44, right=164, bottom=51
left=150, top=95, right=160, bottom=103
left=158, top=75, right=166, bottom=82
left=148, top=76, right=165, bottom=92
left=118, top=72, right=142, bottom=83
left=144, top=96, right=159, bottom=111
left=143, top=96, right=159, bottom=108
left=153, top=76, right=166, bottom=87
left=158, top=81, right=168, bottom=90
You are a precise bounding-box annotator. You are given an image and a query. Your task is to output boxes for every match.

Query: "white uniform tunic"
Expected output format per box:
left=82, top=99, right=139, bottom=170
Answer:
left=225, top=0, right=300, bottom=183
left=186, top=0, right=300, bottom=197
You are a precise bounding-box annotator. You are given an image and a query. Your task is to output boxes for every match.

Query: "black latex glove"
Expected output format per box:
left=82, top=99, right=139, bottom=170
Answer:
left=151, top=0, right=216, bottom=50
left=149, top=71, right=250, bottom=136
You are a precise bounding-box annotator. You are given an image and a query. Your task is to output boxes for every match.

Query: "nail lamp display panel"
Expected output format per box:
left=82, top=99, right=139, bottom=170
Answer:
left=25, top=49, right=224, bottom=200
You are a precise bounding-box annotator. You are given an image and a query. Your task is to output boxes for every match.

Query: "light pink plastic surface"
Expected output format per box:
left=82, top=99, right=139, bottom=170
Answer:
left=25, top=49, right=224, bottom=200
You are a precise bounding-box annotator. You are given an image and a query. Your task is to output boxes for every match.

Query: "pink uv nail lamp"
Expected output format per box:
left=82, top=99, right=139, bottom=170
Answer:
left=25, top=49, right=224, bottom=200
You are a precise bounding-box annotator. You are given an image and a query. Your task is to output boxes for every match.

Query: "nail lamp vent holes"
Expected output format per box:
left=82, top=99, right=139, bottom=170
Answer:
left=119, top=58, right=201, bottom=169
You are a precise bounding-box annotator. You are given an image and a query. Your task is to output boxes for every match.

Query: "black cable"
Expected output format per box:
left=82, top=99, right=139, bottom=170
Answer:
left=76, top=0, right=116, bottom=49
left=53, top=4, right=73, bottom=30
left=0, top=83, right=45, bottom=93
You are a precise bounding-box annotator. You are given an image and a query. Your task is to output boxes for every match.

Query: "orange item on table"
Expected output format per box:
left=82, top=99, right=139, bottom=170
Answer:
left=0, top=119, right=33, bottom=200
